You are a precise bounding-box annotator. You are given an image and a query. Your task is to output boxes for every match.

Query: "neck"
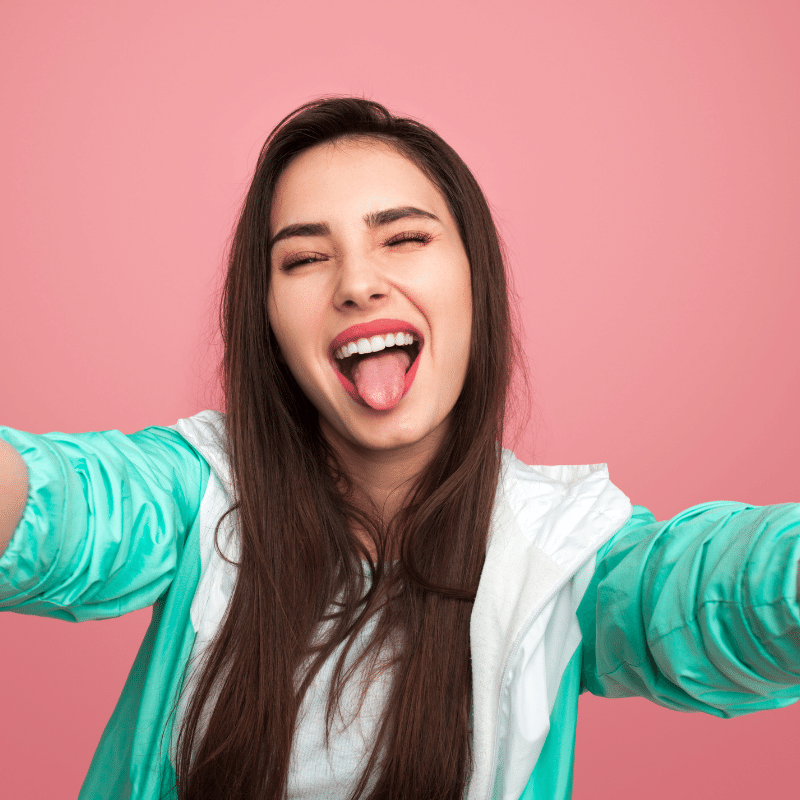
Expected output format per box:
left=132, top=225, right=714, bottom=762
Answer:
left=319, top=418, right=448, bottom=557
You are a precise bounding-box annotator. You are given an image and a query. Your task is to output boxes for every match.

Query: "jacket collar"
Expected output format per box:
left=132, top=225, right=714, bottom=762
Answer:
left=467, top=452, right=632, bottom=800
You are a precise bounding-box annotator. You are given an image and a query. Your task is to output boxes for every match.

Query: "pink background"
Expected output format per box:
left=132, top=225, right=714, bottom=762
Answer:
left=1, top=1, right=798, bottom=797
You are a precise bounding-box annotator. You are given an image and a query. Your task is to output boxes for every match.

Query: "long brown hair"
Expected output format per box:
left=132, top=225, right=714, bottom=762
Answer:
left=172, top=97, right=518, bottom=800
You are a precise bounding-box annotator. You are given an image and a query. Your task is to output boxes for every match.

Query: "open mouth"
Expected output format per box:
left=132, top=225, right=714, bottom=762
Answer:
left=333, top=331, right=421, bottom=383
left=329, top=326, right=424, bottom=410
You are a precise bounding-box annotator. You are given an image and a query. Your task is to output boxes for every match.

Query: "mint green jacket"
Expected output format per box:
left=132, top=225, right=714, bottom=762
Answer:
left=2, top=411, right=800, bottom=800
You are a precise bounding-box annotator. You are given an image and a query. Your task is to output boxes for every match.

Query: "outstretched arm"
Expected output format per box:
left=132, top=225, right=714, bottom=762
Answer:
left=579, top=501, right=800, bottom=717
left=0, top=424, right=209, bottom=621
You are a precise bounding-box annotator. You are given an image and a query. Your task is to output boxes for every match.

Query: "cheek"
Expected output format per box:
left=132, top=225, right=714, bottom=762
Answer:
left=266, top=289, right=285, bottom=347
left=266, top=288, right=302, bottom=373
left=268, top=284, right=310, bottom=349
left=267, top=285, right=329, bottom=405
left=452, top=272, right=473, bottom=383
left=445, top=262, right=473, bottom=349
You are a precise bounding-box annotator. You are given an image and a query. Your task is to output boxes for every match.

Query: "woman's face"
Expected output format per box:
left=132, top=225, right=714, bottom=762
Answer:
left=267, top=138, right=472, bottom=457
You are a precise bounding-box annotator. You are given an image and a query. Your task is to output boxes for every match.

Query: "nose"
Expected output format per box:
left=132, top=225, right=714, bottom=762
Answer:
left=332, top=252, right=390, bottom=310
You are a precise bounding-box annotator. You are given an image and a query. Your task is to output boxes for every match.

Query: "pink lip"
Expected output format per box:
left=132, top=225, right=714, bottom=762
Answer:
left=329, top=318, right=424, bottom=355
left=328, top=318, right=424, bottom=410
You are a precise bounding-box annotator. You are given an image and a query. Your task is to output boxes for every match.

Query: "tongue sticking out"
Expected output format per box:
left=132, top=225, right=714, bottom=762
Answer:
left=351, top=349, right=412, bottom=410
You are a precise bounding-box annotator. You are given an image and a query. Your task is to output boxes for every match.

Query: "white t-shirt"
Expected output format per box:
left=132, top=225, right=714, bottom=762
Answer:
left=288, top=563, right=396, bottom=799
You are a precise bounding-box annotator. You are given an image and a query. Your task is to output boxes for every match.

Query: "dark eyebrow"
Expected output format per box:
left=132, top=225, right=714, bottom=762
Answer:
left=268, top=221, right=331, bottom=253
left=364, top=206, right=441, bottom=227
left=268, top=207, right=440, bottom=254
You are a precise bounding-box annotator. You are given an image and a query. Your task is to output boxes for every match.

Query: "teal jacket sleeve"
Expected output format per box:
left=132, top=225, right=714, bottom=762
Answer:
left=577, top=502, right=800, bottom=717
left=0, top=424, right=209, bottom=622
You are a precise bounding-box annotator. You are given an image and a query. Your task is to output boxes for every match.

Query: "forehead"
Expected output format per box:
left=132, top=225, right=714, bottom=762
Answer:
left=270, top=138, right=449, bottom=230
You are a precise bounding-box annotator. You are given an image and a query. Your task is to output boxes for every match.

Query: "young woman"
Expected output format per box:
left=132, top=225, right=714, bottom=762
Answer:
left=1, top=97, right=799, bottom=800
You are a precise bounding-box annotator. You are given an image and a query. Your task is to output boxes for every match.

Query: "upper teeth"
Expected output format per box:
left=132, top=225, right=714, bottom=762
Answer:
left=334, top=332, right=417, bottom=360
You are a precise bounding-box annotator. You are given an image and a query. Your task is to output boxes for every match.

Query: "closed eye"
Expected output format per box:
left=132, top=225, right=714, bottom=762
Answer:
left=384, top=231, right=434, bottom=247
left=280, top=231, right=432, bottom=269
left=281, top=252, right=327, bottom=271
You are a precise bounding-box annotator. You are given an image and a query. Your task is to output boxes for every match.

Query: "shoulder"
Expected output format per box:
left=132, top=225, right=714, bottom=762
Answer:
left=169, top=408, right=226, bottom=447
left=494, top=449, right=633, bottom=567
left=169, top=409, right=231, bottom=491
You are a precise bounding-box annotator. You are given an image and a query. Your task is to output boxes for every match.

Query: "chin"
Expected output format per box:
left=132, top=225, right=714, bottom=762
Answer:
left=358, top=413, right=448, bottom=452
